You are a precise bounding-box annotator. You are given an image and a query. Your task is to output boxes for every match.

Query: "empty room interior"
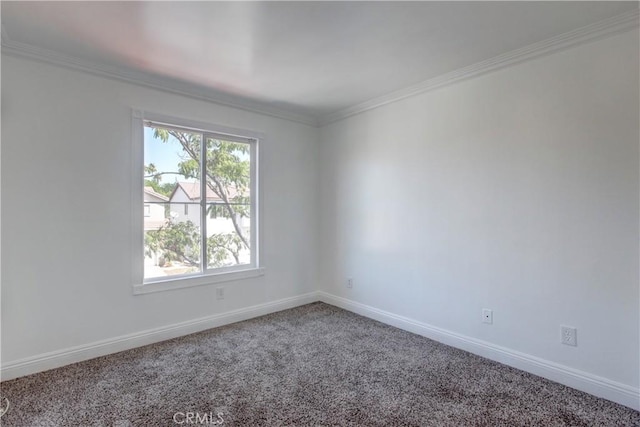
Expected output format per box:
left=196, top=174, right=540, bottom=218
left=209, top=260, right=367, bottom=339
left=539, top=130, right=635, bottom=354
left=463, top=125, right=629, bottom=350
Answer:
left=1, top=1, right=639, bottom=425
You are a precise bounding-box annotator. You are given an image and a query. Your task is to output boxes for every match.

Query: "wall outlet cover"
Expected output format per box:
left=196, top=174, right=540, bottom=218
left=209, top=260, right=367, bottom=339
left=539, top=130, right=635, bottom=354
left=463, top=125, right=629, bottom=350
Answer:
left=561, top=325, right=577, bottom=346
left=482, top=308, right=493, bottom=324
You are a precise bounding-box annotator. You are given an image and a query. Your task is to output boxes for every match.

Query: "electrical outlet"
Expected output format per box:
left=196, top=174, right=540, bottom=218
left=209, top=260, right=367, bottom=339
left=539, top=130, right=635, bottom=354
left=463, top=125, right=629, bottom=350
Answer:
left=347, top=278, right=353, bottom=289
left=482, top=309, right=493, bottom=324
left=216, top=287, right=225, bottom=300
left=561, top=325, right=577, bottom=346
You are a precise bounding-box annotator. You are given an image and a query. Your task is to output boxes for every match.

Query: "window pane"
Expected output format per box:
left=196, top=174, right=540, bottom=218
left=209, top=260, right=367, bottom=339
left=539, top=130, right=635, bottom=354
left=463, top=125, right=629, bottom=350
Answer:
left=204, top=136, right=251, bottom=269
left=144, top=202, right=203, bottom=280
left=144, top=124, right=204, bottom=280
left=143, top=124, right=202, bottom=202
left=206, top=203, right=251, bottom=268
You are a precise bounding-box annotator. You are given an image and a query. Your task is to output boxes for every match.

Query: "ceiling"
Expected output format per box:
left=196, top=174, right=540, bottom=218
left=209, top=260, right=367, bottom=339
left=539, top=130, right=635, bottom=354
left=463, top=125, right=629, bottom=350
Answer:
left=2, top=2, right=638, bottom=125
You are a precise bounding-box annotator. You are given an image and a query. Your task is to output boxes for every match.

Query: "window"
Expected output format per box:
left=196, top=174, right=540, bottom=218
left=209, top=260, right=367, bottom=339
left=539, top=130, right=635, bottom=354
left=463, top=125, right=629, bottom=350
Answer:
left=133, top=111, right=262, bottom=293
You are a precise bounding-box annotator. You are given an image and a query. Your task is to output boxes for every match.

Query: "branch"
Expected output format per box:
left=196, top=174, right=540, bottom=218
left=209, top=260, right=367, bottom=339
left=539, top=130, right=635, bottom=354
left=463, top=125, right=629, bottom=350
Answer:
left=168, top=131, right=250, bottom=249
left=206, top=176, right=249, bottom=248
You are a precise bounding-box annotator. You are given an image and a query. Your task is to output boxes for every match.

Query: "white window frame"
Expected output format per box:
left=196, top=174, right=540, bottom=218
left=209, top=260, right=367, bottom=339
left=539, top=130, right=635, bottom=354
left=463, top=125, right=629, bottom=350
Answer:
left=131, top=110, right=264, bottom=295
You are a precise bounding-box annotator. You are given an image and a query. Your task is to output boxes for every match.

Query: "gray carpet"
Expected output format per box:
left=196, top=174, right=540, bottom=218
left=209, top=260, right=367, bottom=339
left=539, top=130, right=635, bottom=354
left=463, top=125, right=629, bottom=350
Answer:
left=1, top=302, right=638, bottom=426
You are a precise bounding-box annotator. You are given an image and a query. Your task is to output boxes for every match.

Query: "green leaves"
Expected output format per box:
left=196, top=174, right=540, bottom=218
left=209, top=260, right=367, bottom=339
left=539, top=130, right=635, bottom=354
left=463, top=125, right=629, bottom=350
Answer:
left=144, top=163, right=160, bottom=184
left=205, top=139, right=250, bottom=193
left=144, top=180, right=176, bottom=197
left=207, top=232, right=246, bottom=267
left=145, top=220, right=200, bottom=266
left=153, top=128, right=170, bottom=143
left=178, top=158, right=200, bottom=180
left=144, top=219, right=247, bottom=268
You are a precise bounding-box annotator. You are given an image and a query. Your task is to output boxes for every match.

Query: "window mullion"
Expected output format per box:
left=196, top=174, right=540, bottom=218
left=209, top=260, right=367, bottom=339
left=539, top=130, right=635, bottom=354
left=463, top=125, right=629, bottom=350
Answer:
left=200, top=133, right=207, bottom=272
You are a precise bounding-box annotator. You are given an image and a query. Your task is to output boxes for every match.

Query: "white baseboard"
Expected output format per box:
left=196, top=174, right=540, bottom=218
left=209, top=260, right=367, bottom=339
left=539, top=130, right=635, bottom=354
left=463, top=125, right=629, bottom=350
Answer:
left=0, top=291, right=319, bottom=381
left=318, top=291, right=640, bottom=411
left=3, top=290, right=638, bottom=411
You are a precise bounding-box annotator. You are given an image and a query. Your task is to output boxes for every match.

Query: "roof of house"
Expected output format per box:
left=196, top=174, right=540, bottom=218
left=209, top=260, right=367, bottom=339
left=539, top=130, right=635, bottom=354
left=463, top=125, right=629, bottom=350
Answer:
left=144, top=186, right=169, bottom=201
left=170, top=181, right=242, bottom=202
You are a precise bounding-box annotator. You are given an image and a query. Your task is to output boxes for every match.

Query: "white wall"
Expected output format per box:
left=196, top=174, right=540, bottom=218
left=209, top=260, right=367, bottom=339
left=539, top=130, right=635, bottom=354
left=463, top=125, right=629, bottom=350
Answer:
left=319, top=28, right=639, bottom=393
left=1, top=54, right=320, bottom=364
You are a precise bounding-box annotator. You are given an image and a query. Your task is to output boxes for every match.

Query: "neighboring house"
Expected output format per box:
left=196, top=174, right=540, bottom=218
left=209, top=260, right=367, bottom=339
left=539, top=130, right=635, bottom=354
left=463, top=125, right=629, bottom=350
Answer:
left=143, top=187, right=169, bottom=231
left=143, top=187, right=169, bottom=271
left=169, top=181, right=250, bottom=237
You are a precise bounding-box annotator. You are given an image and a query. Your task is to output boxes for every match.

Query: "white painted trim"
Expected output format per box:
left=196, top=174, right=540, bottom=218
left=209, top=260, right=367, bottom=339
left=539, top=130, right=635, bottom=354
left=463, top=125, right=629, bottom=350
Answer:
left=0, top=292, right=319, bottom=381
left=134, top=268, right=266, bottom=295
left=2, top=290, right=637, bottom=411
left=131, top=109, right=144, bottom=289
left=132, top=110, right=264, bottom=294
left=0, top=34, right=318, bottom=127
left=138, top=111, right=267, bottom=142
left=317, top=291, right=640, bottom=411
left=319, top=9, right=640, bottom=126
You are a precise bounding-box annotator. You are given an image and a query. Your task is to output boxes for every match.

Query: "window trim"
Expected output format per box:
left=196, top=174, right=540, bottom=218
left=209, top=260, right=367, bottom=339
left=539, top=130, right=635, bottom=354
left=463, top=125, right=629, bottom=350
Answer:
left=131, top=109, right=264, bottom=294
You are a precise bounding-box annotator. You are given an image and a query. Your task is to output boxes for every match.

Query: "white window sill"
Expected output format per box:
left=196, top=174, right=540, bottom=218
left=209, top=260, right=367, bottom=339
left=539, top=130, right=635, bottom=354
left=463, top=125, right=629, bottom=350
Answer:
left=133, top=267, right=265, bottom=295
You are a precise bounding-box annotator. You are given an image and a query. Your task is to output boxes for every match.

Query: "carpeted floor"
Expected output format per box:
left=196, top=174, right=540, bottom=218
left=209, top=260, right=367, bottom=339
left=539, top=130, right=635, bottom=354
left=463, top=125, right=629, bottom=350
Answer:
left=1, top=302, right=638, bottom=426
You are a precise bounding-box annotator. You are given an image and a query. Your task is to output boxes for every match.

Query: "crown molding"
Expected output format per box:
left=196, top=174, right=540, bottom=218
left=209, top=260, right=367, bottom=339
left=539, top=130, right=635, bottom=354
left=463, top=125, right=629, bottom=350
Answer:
left=2, top=8, right=638, bottom=129
left=319, top=8, right=640, bottom=126
left=0, top=30, right=319, bottom=127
